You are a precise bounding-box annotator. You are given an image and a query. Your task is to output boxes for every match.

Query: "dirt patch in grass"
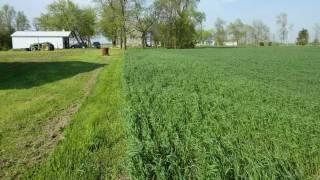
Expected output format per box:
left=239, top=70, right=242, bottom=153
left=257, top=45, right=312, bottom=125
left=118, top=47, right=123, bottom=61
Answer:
left=0, top=68, right=103, bottom=178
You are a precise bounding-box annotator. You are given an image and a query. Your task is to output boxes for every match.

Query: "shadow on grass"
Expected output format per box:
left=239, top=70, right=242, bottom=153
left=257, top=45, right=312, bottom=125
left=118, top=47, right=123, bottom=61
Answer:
left=0, top=61, right=105, bottom=90
left=195, top=46, right=240, bottom=49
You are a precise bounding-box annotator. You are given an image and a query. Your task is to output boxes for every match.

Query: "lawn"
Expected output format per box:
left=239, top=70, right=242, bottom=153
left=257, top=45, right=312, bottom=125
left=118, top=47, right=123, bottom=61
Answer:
left=29, top=49, right=126, bottom=179
left=124, top=47, right=320, bottom=179
left=0, top=49, right=126, bottom=179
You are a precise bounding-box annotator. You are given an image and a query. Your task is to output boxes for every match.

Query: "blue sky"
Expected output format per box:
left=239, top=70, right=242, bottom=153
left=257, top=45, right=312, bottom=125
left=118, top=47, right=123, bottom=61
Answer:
left=198, top=0, right=320, bottom=42
left=1, top=0, right=319, bottom=42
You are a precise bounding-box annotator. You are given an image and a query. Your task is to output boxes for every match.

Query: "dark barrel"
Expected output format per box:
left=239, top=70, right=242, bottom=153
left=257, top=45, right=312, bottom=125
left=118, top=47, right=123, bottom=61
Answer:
left=102, top=48, right=109, bottom=56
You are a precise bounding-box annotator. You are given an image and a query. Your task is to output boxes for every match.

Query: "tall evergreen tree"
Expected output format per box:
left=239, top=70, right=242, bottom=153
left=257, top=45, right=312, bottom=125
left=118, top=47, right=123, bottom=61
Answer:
left=296, top=28, right=309, bottom=45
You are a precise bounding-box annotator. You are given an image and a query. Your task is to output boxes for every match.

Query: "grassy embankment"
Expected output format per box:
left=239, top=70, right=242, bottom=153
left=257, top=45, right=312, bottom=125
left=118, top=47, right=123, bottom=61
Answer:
left=0, top=49, right=126, bottom=179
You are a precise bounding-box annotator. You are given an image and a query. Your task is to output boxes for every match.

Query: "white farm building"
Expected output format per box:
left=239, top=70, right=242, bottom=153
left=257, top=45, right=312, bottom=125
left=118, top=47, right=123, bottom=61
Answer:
left=11, top=31, right=71, bottom=49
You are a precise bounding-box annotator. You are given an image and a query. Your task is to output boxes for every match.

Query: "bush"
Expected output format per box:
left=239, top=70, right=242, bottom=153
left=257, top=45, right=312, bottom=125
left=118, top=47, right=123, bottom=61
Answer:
left=259, top=42, right=265, bottom=46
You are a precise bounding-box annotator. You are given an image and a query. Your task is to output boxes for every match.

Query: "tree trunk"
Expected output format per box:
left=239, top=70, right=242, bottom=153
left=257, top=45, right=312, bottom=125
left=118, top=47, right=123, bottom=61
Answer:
left=72, top=31, right=81, bottom=44
left=112, top=39, right=117, bottom=47
left=79, top=35, right=85, bottom=45
left=120, top=0, right=127, bottom=50
left=141, top=33, right=146, bottom=48
left=124, top=32, right=127, bottom=50
left=120, top=30, right=123, bottom=49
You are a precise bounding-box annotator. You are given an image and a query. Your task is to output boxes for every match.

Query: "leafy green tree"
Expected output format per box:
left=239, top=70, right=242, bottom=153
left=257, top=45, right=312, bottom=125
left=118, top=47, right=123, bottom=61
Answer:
left=77, top=8, right=96, bottom=46
left=95, top=0, right=130, bottom=49
left=213, top=18, right=226, bottom=46
left=227, top=19, right=246, bottom=45
left=196, top=30, right=212, bottom=45
left=175, top=10, right=197, bottom=48
left=35, top=0, right=96, bottom=45
left=98, top=1, right=121, bottom=47
left=0, top=5, right=16, bottom=32
left=152, top=0, right=201, bottom=48
left=15, top=11, right=30, bottom=31
left=0, top=4, right=30, bottom=50
left=296, top=28, right=309, bottom=45
left=194, top=11, right=206, bottom=44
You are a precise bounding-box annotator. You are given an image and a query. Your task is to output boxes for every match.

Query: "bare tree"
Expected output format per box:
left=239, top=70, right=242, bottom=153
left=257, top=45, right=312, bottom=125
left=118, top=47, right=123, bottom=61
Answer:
left=252, top=20, right=270, bottom=45
left=313, top=23, right=320, bottom=44
left=276, top=13, right=293, bottom=44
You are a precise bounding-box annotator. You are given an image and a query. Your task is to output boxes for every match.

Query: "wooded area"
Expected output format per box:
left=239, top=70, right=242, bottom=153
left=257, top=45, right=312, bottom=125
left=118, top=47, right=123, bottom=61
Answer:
left=0, top=5, right=30, bottom=50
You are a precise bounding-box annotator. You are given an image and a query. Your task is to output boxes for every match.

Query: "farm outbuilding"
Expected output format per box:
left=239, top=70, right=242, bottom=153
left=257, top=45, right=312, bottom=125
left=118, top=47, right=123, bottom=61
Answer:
left=11, top=31, right=71, bottom=49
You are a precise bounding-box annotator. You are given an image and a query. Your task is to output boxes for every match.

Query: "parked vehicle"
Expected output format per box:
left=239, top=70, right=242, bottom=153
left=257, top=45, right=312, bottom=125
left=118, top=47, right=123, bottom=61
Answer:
left=29, top=42, right=55, bottom=51
left=70, top=43, right=87, bottom=49
left=92, top=42, right=101, bottom=49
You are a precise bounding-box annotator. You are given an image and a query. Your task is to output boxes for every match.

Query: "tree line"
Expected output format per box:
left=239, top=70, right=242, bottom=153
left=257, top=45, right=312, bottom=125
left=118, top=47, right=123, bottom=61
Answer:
left=95, top=0, right=205, bottom=49
left=0, top=5, right=30, bottom=50
left=1, top=1, right=320, bottom=50
left=200, top=13, right=318, bottom=47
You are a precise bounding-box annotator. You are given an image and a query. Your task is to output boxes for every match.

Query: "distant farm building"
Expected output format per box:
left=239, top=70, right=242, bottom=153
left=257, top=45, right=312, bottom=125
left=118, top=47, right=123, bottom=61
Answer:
left=223, top=41, right=238, bottom=47
left=11, top=31, right=71, bottom=49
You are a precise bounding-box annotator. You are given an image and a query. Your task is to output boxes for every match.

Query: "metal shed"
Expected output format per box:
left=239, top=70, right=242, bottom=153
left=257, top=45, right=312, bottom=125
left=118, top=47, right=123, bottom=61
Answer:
left=11, top=31, right=71, bottom=49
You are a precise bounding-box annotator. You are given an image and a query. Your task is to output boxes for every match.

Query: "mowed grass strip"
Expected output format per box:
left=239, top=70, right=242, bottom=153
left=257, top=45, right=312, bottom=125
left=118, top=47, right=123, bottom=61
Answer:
left=0, top=49, right=105, bottom=178
left=124, top=47, right=320, bottom=179
left=28, top=49, right=127, bottom=179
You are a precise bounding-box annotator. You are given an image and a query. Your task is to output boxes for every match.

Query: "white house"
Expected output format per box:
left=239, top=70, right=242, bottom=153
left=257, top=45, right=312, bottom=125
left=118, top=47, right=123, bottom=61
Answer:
left=11, top=31, right=72, bottom=49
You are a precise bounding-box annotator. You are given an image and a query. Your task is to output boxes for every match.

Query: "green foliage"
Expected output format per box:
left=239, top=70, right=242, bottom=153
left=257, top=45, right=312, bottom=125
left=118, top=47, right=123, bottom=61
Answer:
left=36, top=0, right=96, bottom=44
left=153, top=0, right=202, bottom=48
left=296, top=28, right=309, bottom=45
left=227, top=19, right=246, bottom=44
left=0, top=30, right=12, bottom=50
left=0, top=4, right=30, bottom=50
left=175, top=11, right=197, bottom=48
left=124, top=47, right=320, bottom=179
left=98, top=3, right=122, bottom=46
left=196, top=30, right=212, bottom=44
left=15, top=11, right=30, bottom=31
left=214, top=18, right=226, bottom=46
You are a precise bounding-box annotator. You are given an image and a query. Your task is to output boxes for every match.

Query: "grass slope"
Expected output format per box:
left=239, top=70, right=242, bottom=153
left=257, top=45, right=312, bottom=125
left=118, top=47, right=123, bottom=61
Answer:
left=29, top=49, right=126, bottom=179
left=0, top=49, right=106, bottom=178
left=124, top=47, right=320, bottom=179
